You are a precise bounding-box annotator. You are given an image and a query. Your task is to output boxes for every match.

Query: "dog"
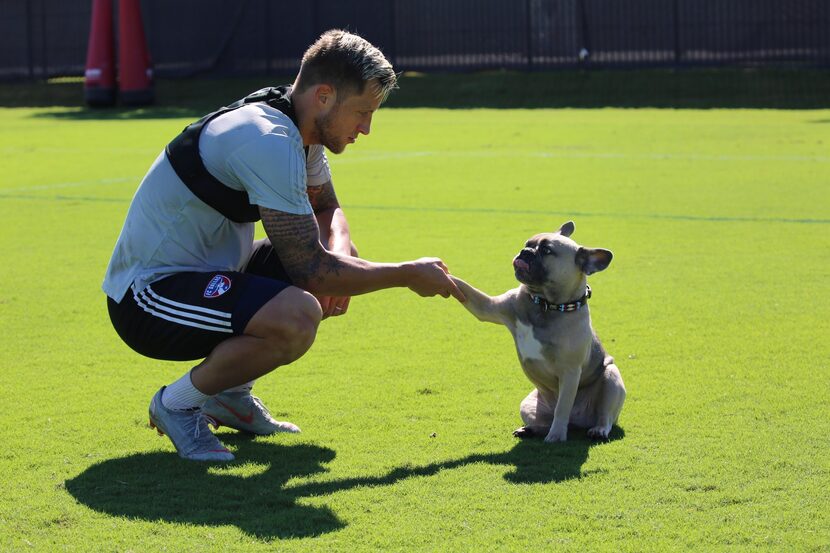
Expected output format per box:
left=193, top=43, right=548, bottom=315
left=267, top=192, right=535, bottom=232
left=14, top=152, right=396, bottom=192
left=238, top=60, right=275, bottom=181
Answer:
left=450, top=221, right=625, bottom=442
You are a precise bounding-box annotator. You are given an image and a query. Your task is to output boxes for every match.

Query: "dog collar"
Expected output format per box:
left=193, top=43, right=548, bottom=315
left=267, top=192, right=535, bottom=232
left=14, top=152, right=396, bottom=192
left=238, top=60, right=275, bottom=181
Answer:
left=530, top=285, right=592, bottom=313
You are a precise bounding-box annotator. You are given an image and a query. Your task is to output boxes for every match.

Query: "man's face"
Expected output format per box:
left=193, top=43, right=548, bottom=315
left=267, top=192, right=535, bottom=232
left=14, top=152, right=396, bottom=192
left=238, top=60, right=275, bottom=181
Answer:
left=315, top=80, right=382, bottom=154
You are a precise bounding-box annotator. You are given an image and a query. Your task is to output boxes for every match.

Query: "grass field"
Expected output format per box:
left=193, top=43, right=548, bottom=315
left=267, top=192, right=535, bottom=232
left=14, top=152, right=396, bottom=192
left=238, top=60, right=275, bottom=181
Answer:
left=1, top=79, right=829, bottom=551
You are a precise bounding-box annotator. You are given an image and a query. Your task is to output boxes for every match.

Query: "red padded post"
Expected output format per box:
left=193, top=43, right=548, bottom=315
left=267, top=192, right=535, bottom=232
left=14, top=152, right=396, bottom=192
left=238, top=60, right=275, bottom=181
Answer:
left=118, top=0, right=154, bottom=106
left=84, top=0, right=116, bottom=107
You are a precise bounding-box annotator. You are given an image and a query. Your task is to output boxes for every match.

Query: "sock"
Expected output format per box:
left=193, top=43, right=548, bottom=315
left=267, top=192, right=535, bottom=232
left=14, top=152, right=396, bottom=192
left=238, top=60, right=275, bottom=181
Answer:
left=224, top=380, right=255, bottom=394
left=161, top=369, right=210, bottom=411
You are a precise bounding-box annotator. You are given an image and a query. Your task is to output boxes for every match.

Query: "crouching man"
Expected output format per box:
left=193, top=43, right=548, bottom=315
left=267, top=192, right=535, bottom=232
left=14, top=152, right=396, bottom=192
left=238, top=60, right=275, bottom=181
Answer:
left=102, top=30, right=464, bottom=462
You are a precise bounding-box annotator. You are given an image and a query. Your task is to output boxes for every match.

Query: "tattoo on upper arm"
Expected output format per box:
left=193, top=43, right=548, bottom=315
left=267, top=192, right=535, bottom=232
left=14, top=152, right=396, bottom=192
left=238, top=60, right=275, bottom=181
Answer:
left=307, top=180, right=340, bottom=213
left=259, top=207, right=344, bottom=288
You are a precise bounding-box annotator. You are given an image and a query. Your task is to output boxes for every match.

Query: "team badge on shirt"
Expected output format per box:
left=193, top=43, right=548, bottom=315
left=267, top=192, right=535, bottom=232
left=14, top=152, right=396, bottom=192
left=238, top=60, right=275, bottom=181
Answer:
left=204, top=275, right=232, bottom=298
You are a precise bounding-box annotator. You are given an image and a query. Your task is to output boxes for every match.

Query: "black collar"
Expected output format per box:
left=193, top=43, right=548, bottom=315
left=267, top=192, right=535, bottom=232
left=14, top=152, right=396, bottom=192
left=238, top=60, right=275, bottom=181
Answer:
left=530, top=285, right=591, bottom=313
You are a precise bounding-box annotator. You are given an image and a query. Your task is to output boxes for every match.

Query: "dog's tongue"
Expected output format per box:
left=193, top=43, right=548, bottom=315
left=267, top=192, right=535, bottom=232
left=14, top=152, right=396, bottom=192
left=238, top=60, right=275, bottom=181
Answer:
left=513, top=258, right=530, bottom=272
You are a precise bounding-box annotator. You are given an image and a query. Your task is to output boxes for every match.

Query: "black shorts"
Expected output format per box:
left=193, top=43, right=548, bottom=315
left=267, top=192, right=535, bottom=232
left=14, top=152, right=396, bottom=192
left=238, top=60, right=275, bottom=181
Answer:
left=107, top=239, right=293, bottom=361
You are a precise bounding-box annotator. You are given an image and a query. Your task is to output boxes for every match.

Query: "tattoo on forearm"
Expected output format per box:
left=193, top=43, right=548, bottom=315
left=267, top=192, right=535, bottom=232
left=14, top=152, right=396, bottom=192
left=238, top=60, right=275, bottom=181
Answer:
left=259, top=207, right=344, bottom=288
left=307, top=180, right=339, bottom=213
left=323, top=255, right=342, bottom=277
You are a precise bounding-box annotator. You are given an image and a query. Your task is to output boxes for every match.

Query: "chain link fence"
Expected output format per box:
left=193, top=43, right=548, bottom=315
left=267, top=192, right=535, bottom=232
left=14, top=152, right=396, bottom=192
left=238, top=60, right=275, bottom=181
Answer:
left=2, top=0, right=828, bottom=81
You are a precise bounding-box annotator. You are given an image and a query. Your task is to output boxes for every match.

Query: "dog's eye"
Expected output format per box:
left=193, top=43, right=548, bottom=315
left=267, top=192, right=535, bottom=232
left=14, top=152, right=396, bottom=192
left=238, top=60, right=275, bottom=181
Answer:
left=541, top=246, right=552, bottom=255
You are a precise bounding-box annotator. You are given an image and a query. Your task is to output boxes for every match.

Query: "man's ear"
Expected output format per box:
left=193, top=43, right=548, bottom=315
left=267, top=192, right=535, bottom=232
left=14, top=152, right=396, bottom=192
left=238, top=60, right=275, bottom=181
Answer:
left=315, top=84, right=336, bottom=108
left=575, top=247, right=613, bottom=275
left=557, top=221, right=575, bottom=237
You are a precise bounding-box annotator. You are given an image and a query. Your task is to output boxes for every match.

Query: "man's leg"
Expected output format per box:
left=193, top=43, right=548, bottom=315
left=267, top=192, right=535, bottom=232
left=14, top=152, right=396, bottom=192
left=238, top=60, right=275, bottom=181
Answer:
left=200, top=238, right=353, bottom=435
left=198, top=239, right=322, bottom=435
left=159, top=285, right=320, bottom=433
left=149, top=287, right=320, bottom=460
left=109, top=272, right=319, bottom=461
left=190, top=286, right=322, bottom=393
left=196, top=287, right=322, bottom=435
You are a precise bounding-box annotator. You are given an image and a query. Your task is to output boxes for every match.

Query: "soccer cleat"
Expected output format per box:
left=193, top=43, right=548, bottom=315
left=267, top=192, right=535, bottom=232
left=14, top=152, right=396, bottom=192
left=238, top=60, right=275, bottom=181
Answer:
left=202, top=390, right=300, bottom=436
left=148, top=387, right=234, bottom=462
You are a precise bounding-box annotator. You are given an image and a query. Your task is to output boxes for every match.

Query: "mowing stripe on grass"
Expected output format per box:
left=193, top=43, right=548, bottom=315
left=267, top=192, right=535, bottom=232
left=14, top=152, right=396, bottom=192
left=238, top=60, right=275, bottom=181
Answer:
left=1, top=176, right=141, bottom=193
left=1, top=192, right=826, bottom=225
left=0, top=193, right=128, bottom=203
left=336, top=150, right=830, bottom=164
left=346, top=204, right=830, bottom=225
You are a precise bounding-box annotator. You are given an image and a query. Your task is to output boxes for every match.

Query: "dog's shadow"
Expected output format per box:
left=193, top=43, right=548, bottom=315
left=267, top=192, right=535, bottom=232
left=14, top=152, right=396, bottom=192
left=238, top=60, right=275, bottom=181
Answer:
left=65, top=427, right=623, bottom=540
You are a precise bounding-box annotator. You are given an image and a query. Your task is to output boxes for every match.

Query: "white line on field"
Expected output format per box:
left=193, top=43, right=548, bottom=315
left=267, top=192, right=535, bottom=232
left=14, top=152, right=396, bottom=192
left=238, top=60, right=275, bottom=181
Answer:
left=0, top=147, right=159, bottom=155
left=1, top=192, right=825, bottom=224
left=333, top=150, right=830, bottom=163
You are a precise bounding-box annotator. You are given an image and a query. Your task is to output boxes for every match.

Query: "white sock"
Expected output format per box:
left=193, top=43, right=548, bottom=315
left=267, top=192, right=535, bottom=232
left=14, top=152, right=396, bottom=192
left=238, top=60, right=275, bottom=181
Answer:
left=224, top=380, right=255, bottom=394
left=161, top=370, right=210, bottom=411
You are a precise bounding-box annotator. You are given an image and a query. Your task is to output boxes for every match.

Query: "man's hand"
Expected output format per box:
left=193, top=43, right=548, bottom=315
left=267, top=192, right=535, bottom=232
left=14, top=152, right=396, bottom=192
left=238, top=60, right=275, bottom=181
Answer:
left=405, top=258, right=466, bottom=302
left=316, top=295, right=351, bottom=318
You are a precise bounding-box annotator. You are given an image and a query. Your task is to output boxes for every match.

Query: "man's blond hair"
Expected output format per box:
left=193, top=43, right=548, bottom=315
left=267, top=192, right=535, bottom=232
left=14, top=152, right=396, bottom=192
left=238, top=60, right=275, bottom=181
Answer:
left=295, top=29, right=397, bottom=103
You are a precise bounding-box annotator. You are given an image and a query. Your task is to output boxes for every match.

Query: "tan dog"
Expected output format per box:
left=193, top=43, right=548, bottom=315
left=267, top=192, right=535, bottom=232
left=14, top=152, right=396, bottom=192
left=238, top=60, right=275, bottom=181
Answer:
left=451, top=221, right=625, bottom=442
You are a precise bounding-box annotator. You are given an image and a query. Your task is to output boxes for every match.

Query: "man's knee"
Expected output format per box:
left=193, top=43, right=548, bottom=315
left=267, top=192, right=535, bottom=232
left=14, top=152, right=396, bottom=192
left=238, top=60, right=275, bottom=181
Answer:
left=245, top=287, right=322, bottom=356
left=279, top=288, right=322, bottom=352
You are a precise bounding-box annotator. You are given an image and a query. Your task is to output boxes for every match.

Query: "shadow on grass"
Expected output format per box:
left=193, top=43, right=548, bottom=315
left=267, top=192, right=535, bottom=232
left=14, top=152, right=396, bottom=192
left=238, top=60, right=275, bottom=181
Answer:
left=65, top=427, right=623, bottom=540
left=30, top=106, right=209, bottom=120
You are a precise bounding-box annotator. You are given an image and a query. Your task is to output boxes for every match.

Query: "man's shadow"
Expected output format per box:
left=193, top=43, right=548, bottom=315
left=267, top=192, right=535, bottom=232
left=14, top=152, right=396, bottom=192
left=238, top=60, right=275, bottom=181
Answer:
left=65, top=427, right=623, bottom=540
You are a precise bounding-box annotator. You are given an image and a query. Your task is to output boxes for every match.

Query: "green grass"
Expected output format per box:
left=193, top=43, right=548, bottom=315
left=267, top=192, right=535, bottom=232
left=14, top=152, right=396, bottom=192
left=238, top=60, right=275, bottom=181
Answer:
left=1, top=82, right=829, bottom=551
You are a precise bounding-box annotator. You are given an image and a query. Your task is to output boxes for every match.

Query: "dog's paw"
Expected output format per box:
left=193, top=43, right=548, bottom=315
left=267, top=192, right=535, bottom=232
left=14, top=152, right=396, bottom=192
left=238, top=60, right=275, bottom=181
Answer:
left=543, top=429, right=568, bottom=443
left=513, top=426, right=537, bottom=439
left=587, top=425, right=612, bottom=441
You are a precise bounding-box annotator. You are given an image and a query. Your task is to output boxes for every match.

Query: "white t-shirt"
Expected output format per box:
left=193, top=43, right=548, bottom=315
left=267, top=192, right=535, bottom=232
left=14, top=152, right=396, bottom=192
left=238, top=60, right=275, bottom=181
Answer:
left=102, top=103, right=331, bottom=302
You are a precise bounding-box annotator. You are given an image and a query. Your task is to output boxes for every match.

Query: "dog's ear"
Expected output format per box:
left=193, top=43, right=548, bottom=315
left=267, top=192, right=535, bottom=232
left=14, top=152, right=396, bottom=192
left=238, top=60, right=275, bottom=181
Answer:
left=576, top=247, right=613, bottom=275
left=557, top=221, right=575, bottom=237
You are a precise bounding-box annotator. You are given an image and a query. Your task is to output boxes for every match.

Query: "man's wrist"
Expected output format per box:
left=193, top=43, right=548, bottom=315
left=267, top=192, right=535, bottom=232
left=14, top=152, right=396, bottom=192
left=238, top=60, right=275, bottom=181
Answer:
left=395, top=261, right=416, bottom=288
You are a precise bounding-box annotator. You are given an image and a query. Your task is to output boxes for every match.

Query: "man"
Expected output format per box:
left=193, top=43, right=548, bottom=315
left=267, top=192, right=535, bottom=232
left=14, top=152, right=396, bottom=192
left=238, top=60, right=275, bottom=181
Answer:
left=103, top=30, right=464, bottom=462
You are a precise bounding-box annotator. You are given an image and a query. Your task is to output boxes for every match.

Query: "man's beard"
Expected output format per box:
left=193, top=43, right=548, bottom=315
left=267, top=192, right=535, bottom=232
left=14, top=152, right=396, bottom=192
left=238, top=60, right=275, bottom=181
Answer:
left=314, top=106, right=346, bottom=154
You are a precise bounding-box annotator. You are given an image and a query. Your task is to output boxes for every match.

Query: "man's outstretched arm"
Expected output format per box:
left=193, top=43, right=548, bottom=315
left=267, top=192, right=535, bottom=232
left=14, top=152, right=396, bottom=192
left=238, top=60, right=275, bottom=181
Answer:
left=259, top=206, right=465, bottom=301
